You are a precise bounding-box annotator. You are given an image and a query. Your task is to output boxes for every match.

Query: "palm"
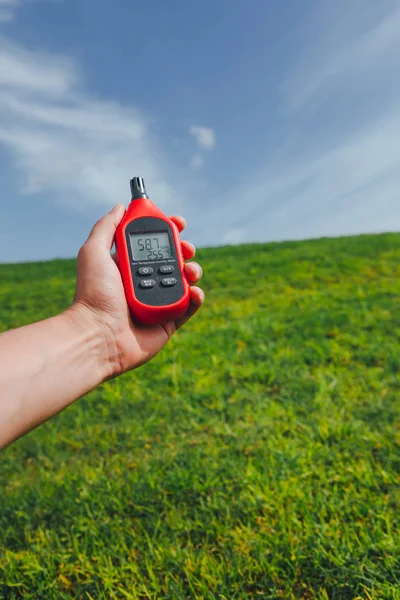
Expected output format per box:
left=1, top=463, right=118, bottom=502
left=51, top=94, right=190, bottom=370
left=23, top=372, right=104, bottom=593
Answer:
left=84, top=249, right=172, bottom=370
left=110, top=262, right=172, bottom=368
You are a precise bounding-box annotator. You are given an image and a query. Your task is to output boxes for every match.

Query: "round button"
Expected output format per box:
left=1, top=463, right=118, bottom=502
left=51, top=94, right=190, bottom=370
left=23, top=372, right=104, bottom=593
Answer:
left=161, top=277, right=177, bottom=287
left=159, top=265, right=174, bottom=274
left=139, top=279, right=156, bottom=289
left=138, top=267, right=153, bottom=276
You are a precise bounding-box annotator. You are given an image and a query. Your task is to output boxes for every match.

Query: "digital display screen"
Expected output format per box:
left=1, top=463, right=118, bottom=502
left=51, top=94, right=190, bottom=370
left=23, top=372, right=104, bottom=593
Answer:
left=129, top=232, right=173, bottom=261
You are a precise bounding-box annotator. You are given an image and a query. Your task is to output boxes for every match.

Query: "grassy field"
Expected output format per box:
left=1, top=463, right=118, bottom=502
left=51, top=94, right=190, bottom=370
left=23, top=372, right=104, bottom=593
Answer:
left=0, top=233, right=399, bottom=599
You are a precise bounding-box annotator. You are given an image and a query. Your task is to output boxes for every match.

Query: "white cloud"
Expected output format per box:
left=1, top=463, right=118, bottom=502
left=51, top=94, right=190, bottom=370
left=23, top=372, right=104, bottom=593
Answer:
left=189, top=154, right=204, bottom=170
left=0, top=39, right=77, bottom=94
left=189, top=125, right=216, bottom=150
left=188, top=125, right=215, bottom=171
left=0, top=37, right=183, bottom=213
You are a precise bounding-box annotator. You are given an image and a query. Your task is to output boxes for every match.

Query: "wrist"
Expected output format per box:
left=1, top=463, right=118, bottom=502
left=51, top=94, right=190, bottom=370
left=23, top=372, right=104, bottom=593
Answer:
left=63, top=303, right=122, bottom=381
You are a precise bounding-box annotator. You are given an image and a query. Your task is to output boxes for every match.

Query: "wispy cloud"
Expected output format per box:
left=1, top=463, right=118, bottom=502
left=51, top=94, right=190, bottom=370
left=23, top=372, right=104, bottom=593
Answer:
left=197, top=1, right=400, bottom=246
left=0, top=0, right=60, bottom=24
left=0, top=37, right=183, bottom=212
left=281, top=1, right=400, bottom=112
left=0, top=0, right=17, bottom=22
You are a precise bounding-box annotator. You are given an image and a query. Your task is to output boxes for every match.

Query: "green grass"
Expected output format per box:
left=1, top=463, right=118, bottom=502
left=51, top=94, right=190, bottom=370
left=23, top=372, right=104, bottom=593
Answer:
left=0, top=233, right=400, bottom=599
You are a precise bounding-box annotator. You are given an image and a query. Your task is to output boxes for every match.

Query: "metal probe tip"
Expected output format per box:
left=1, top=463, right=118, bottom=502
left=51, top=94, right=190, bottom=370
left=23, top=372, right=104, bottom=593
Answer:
left=130, top=176, right=148, bottom=200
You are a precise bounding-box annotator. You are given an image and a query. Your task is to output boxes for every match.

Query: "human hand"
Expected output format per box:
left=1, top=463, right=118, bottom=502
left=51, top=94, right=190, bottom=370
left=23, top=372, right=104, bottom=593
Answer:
left=71, top=204, right=204, bottom=378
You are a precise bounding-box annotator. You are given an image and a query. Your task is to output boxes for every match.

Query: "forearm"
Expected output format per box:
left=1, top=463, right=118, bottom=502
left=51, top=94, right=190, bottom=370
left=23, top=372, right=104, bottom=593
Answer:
left=0, top=307, right=112, bottom=450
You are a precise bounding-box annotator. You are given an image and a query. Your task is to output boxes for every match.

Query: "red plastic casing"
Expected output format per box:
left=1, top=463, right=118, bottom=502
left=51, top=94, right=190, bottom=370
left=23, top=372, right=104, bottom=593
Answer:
left=115, top=197, right=190, bottom=325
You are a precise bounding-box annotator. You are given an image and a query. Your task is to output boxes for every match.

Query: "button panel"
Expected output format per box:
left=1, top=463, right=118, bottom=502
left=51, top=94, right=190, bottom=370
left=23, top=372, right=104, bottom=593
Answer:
left=161, top=277, right=177, bottom=287
left=138, top=266, right=154, bottom=276
left=132, top=258, right=182, bottom=305
left=159, top=265, right=174, bottom=274
left=139, top=279, right=156, bottom=289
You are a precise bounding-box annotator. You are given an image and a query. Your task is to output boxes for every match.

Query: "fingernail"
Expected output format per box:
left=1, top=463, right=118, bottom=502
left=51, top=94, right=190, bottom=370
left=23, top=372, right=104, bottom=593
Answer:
left=194, top=288, right=205, bottom=305
left=110, top=203, right=125, bottom=214
left=191, top=264, right=202, bottom=279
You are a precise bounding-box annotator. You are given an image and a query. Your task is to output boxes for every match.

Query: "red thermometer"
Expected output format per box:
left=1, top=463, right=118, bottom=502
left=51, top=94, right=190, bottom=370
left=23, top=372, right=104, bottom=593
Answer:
left=115, top=177, right=190, bottom=325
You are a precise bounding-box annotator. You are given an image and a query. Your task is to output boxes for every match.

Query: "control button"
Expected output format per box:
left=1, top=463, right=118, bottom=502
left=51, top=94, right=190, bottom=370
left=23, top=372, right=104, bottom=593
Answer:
left=159, top=265, right=175, bottom=274
left=139, top=279, right=156, bottom=289
left=138, top=266, right=153, bottom=276
left=161, top=277, right=177, bottom=287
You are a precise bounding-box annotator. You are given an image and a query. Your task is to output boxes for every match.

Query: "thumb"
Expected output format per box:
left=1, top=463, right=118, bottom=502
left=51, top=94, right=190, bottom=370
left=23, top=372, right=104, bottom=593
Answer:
left=87, top=204, right=126, bottom=249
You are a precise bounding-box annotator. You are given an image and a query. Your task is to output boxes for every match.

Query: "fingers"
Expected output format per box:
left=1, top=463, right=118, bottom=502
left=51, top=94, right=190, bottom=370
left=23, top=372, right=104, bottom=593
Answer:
left=175, top=286, right=205, bottom=330
left=184, top=261, right=203, bottom=283
left=169, top=215, right=196, bottom=260
left=87, top=204, right=126, bottom=249
left=170, top=215, right=186, bottom=232
left=181, top=240, right=196, bottom=260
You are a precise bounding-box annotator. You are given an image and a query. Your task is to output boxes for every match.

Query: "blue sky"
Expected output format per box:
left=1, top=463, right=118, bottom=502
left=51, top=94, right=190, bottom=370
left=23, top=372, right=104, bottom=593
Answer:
left=1, top=0, right=400, bottom=262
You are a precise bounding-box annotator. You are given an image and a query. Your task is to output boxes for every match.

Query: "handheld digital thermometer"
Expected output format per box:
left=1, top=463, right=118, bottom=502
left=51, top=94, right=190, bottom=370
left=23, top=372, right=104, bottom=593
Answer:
left=115, top=177, right=190, bottom=325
